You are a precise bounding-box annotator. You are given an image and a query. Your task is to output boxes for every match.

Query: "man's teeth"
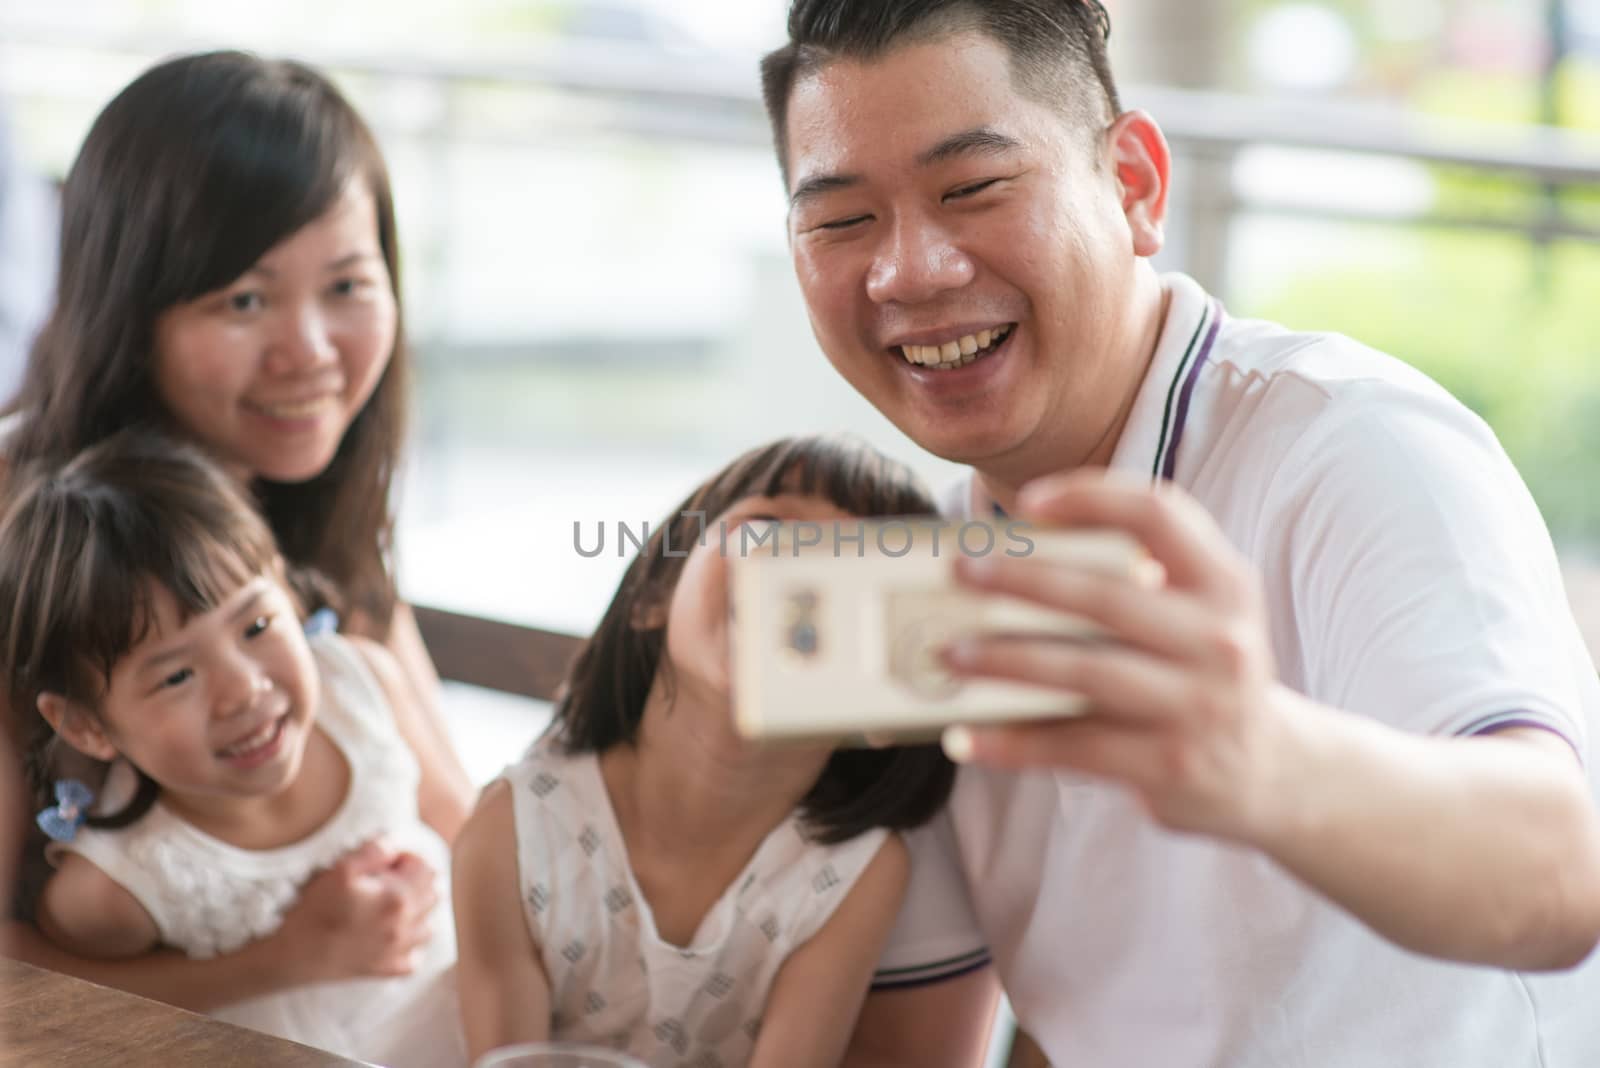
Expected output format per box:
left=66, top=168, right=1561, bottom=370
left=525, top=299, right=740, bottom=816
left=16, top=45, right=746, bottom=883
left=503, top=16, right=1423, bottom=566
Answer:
left=221, top=718, right=281, bottom=758
left=900, top=325, right=1012, bottom=369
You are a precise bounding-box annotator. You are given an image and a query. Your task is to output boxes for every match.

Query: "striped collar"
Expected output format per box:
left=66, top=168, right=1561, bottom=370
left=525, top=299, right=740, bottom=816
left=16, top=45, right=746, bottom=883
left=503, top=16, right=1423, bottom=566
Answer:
left=1108, top=272, right=1224, bottom=485
left=976, top=273, right=1222, bottom=519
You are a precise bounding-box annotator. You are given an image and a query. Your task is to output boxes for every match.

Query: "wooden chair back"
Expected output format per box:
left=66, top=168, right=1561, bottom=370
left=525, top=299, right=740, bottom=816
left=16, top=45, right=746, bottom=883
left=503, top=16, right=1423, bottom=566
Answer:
left=412, top=605, right=583, bottom=702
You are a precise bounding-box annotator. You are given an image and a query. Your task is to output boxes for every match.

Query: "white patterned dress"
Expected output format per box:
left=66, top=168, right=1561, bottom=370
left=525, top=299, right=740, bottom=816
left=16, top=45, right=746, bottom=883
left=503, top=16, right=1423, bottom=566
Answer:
left=505, top=738, right=890, bottom=1068
left=51, top=632, right=465, bottom=1068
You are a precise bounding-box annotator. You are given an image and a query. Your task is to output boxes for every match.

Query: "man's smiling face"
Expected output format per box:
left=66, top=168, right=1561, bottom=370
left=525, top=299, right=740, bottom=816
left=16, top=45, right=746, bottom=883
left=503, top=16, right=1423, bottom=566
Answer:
left=784, top=30, right=1150, bottom=471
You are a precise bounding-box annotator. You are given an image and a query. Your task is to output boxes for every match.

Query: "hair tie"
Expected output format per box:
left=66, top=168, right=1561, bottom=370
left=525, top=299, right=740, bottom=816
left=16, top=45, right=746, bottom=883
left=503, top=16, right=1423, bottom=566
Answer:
left=303, top=606, right=340, bottom=637
left=36, top=779, right=95, bottom=843
left=1085, top=0, right=1111, bottom=40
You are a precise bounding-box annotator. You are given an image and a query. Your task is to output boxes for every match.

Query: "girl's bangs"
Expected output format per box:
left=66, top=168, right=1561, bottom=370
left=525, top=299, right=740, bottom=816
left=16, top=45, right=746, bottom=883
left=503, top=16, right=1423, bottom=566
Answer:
left=741, top=437, right=936, bottom=519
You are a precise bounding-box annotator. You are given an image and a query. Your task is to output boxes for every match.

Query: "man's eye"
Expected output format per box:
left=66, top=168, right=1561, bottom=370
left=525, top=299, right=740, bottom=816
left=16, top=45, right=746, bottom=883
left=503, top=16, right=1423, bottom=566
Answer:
left=161, top=668, right=194, bottom=689
left=946, top=179, right=999, bottom=201
left=818, top=215, right=869, bottom=231
left=244, top=615, right=272, bottom=639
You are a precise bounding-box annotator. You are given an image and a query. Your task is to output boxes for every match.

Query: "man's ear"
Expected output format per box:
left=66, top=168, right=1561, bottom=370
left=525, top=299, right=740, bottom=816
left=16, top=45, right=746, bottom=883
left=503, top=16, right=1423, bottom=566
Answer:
left=1108, top=109, right=1171, bottom=258
left=36, top=693, right=119, bottom=763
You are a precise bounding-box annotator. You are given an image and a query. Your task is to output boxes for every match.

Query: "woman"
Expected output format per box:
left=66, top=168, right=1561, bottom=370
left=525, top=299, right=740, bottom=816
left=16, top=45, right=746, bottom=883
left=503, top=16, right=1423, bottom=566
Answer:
left=1, top=50, right=473, bottom=1010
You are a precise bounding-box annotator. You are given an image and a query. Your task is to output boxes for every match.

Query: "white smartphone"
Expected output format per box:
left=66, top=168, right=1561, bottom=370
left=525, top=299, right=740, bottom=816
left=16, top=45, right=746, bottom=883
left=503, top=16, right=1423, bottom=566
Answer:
left=728, top=518, right=1147, bottom=743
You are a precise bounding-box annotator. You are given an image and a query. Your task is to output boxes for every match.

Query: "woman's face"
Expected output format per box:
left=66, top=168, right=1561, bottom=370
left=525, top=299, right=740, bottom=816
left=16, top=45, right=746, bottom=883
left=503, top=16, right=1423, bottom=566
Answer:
left=151, top=180, right=397, bottom=483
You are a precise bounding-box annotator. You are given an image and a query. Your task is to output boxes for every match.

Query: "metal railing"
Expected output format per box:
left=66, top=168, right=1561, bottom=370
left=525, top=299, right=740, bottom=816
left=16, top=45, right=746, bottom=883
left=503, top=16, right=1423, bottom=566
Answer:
left=3, top=19, right=1598, bottom=309
left=6, top=20, right=1599, bottom=186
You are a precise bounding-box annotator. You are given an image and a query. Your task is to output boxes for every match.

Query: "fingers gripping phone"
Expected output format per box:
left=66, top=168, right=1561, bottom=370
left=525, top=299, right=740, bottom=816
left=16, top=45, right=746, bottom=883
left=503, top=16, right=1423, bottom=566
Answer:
left=728, top=518, right=1147, bottom=743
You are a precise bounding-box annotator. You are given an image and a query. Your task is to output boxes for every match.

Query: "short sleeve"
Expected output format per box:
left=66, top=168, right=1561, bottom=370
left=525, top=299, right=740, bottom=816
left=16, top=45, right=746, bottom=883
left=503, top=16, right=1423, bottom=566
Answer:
left=871, top=808, right=990, bottom=989
left=47, top=831, right=177, bottom=950
left=1267, top=381, right=1593, bottom=759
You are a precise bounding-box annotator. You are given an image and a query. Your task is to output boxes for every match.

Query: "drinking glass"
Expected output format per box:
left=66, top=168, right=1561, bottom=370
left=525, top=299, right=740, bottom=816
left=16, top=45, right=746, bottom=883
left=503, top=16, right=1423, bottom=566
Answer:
left=472, top=1041, right=649, bottom=1068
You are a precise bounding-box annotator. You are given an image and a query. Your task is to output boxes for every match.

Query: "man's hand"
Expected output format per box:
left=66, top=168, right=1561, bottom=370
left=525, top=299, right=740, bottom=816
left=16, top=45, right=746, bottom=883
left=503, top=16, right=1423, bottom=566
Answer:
left=274, top=838, right=440, bottom=984
left=943, top=469, right=1600, bottom=969
left=943, top=469, right=1296, bottom=845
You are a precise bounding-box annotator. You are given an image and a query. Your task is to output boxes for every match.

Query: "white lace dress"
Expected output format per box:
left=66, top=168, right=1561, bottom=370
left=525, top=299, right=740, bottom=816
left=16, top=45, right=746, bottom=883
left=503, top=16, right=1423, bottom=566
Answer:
left=52, top=632, right=465, bottom=1068
left=504, top=738, right=891, bottom=1068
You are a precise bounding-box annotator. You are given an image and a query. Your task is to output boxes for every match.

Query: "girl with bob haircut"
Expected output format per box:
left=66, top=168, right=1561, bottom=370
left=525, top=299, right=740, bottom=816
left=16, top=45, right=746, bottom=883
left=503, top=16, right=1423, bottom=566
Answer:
left=0, top=432, right=465, bottom=1067
left=453, top=435, right=956, bottom=1068
left=2, top=49, right=469, bottom=1013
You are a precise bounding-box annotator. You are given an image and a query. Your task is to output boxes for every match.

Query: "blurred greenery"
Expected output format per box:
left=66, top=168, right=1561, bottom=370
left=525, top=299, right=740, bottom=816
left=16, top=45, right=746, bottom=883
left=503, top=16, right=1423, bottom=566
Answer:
left=474, top=1, right=571, bottom=38
left=1420, top=63, right=1600, bottom=230
left=1243, top=230, right=1600, bottom=548
left=1234, top=3, right=1600, bottom=547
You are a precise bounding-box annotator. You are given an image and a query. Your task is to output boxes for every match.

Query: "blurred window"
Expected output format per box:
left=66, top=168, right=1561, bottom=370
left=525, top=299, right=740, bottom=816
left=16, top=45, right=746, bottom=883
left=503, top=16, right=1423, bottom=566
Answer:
left=1, top=0, right=1595, bottom=643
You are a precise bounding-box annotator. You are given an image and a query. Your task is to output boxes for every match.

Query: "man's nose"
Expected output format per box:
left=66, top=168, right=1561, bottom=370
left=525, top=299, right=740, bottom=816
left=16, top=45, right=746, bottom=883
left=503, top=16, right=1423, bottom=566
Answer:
left=865, top=217, right=976, bottom=305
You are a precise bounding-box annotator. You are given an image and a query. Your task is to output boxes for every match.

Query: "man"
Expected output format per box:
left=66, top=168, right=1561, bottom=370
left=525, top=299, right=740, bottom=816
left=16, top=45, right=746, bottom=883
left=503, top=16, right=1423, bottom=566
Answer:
left=759, top=2, right=1600, bottom=1065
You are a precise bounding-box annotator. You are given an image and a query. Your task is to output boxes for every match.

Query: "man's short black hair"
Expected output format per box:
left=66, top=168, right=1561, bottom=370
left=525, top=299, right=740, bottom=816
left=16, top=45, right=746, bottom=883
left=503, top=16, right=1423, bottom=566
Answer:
left=761, top=0, right=1121, bottom=184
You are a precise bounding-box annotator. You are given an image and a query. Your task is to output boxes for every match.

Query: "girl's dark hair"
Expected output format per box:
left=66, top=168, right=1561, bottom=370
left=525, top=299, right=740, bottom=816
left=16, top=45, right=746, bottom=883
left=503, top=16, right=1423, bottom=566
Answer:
left=5, top=50, right=408, bottom=632
left=554, top=435, right=956, bottom=844
left=0, top=431, right=310, bottom=829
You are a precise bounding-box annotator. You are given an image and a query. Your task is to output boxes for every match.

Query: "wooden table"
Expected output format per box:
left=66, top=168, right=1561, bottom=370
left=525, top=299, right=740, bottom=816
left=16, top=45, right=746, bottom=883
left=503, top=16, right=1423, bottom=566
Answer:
left=0, top=957, right=367, bottom=1066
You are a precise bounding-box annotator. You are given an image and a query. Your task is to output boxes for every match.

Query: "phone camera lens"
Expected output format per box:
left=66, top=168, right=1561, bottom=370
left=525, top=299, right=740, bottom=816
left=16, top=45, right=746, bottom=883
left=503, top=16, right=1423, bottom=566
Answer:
left=782, top=589, right=821, bottom=659
left=890, top=618, right=963, bottom=698
left=788, top=621, right=819, bottom=657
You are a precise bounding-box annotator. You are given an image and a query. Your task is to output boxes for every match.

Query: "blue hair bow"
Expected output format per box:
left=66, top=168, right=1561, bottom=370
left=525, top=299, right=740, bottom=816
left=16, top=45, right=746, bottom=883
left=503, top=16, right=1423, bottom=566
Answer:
left=303, top=607, right=340, bottom=637
left=36, top=779, right=95, bottom=843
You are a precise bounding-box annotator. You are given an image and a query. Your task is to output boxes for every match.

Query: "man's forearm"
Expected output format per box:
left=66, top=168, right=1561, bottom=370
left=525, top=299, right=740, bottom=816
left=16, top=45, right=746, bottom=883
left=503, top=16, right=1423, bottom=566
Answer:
left=1258, top=692, right=1600, bottom=970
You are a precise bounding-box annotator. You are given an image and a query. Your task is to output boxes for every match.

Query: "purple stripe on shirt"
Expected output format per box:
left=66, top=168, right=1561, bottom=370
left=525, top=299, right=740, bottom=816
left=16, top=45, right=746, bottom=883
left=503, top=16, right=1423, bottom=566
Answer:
left=869, top=953, right=993, bottom=991
left=1459, top=715, right=1582, bottom=761
left=1160, top=300, right=1223, bottom=482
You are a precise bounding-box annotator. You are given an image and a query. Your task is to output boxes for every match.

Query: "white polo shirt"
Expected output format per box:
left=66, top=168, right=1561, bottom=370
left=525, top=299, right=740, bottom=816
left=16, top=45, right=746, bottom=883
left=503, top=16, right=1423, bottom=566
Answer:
left=873, top=272, right=1600, bottom=1065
